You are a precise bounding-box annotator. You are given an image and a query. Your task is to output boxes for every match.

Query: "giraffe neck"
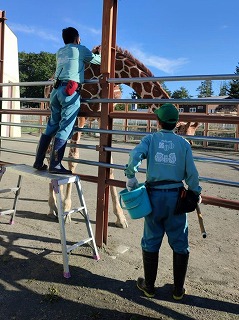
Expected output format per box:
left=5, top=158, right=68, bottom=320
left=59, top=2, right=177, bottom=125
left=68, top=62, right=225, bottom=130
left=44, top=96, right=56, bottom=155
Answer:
left=114, top=47, right=169, bottom=101
left=80, top=46, right=169, bottom=113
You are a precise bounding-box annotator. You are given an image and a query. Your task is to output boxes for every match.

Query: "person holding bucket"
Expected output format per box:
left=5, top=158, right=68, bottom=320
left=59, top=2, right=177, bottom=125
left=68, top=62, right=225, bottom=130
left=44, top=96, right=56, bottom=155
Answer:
left=124, top=103, right=202, bottom=300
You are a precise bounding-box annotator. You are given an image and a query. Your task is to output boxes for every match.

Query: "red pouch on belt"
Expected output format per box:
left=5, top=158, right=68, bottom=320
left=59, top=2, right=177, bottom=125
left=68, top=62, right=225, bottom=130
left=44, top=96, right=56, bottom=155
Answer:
left=65, top=80, right=78, bottom=96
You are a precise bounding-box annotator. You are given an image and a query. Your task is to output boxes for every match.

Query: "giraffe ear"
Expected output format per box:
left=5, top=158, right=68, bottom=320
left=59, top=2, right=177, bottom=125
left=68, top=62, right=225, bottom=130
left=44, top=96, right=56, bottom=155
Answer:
left=192, top=122, right=200, bottom=128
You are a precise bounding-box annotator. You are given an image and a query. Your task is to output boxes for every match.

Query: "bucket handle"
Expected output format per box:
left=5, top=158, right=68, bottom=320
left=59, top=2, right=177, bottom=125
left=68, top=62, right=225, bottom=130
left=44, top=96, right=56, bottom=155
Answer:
left=119, top=189, right=145, bottom=210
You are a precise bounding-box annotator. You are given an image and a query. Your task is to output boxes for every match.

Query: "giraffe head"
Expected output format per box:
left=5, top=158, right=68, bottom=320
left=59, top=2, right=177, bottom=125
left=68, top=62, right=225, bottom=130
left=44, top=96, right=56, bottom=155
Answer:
left=175, top=122, right=201, bottom=144
left=175, top=122, right=200, bottom=135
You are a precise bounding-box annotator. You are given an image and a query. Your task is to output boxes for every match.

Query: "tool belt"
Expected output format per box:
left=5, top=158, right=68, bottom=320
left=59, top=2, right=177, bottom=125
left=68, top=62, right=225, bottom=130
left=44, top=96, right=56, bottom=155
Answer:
left=174, top=187, right=199, bottom=215
left=145, top=180, right=181, bottom=189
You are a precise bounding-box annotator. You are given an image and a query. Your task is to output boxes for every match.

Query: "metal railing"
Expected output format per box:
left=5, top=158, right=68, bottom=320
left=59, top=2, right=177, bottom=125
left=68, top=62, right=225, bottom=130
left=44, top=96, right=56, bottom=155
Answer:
left=0, top=75, right=239, bottom=211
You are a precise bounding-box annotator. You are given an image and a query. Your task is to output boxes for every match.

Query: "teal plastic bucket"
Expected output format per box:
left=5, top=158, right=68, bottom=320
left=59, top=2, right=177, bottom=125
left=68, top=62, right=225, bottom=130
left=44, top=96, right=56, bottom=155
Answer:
left=119, top=183, right=152, bottom=219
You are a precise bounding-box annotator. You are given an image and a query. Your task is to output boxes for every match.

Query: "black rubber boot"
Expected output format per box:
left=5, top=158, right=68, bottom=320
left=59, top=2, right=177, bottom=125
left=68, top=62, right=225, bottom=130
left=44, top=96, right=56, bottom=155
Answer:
left=33, top=134, right=52, bottom=170
left=136, top=250, right=159, bottom=298
left=172, top=251, right=189, bottom=300
left=49, top=138, right=72, bottom=175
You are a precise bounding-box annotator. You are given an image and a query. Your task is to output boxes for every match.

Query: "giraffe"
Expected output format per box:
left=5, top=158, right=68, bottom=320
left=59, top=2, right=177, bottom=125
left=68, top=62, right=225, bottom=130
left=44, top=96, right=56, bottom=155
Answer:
left=174, top=121, right=200, bottom=145
left=45, top=46, right=199, bottom=228
left=113, top=48, right=200, bottom=138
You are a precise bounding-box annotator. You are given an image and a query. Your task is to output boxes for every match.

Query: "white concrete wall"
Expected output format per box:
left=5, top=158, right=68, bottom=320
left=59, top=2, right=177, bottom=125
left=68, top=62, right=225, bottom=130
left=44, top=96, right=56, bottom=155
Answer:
left=1, top=24, right=21, bottom=137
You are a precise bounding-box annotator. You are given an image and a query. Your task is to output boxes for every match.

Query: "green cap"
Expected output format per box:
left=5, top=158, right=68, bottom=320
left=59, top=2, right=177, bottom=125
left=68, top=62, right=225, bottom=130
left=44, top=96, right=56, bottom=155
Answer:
left=154, top=103, right=179, bottom=123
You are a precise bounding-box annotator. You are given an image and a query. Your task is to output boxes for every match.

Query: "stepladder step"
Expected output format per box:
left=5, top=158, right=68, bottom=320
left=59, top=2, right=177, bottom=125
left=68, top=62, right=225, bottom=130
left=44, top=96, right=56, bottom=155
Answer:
left=63, top=206, right=85, bottom=217
left=0, top=209, right=15, bottom=216
left=67, top=238, right=93, bottom=253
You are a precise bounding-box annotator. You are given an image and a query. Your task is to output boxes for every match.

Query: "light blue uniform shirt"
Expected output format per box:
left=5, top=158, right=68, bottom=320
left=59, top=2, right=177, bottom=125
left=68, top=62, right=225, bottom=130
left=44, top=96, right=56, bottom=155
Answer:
left=55, top=43, right=101, bottom=82
left=125, top=129, right=201, bottom=194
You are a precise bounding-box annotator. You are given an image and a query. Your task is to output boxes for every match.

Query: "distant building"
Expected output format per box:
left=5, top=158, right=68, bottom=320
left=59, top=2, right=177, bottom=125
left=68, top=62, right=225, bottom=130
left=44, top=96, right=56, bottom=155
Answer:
left=178, top=96, right=237, bottom=114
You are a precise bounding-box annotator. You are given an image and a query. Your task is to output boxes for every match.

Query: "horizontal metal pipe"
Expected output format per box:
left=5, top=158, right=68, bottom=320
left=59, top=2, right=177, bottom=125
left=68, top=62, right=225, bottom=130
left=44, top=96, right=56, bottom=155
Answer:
left=0, top=122, right=45, bottom=129
left=0, top=79, right=97, bottom=87
left=80, top=98, right=239, bottom=105
left=1, top=74, right=239, bottom=87
left=193, top=156, right=239, bottom=166
left=0, top=109, right=238, bottom=125
left=0, top=148, right=37, bottom=157
left=0, top=97, right=49, bottom=102
left=0, top=121, right=238, bottom=144
left=0, top=81, right=55, bottom=87
left=1, top=97, right=239, bottom=106
left=105, top=177, right=239, bottom=209
left=75, top=127, right=239, bottom=144
left=0, top=136, right=38, bottom=144
left=108, top=74, right=239, bottom=83
left=202, top=196, right=239, bottom=210
left=96, top=98, right=239, bottom=105
left=199, top=176, right=239, bottom=187
left=182, top=135, right=239, bottom=143
left=110, top=112, right=239, bottom=124
left=2, top=148, right=237, bottom=187
left=0, top=109, right=50, bottom=116
left=67, top=143, right=96, bottom=150
left=63, top=157, right=239, bottom=188
left=1, top=140, right=238, bottom=167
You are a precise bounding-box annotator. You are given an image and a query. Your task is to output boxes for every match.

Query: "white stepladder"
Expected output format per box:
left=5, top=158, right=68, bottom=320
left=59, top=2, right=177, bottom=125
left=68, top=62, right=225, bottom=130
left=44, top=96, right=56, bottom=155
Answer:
left=0, top=164, right=100, bottom=278
left=0, top=165, right=22, bottom=225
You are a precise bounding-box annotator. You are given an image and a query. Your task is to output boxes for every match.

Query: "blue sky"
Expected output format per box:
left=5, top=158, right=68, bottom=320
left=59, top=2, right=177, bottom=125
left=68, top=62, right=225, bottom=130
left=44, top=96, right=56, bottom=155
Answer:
left=2, top=0, right=239, bottom=98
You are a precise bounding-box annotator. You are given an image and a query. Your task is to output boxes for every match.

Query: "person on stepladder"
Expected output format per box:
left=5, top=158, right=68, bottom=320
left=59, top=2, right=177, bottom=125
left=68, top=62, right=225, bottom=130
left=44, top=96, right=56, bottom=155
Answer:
left=33, top=27, right=101, bottom=174
left=124, top=103, right=202, bottom=300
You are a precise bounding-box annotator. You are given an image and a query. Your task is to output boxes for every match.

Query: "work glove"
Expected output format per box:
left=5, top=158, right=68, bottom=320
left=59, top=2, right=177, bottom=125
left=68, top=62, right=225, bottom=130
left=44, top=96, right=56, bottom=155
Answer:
left=126, top=177, right=139, bottom=192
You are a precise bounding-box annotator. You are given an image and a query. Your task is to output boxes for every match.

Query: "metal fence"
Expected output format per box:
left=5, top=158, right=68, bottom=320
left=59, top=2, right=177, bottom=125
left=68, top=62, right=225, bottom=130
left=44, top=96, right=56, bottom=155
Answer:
left=0, top=75, right=239, bottom=213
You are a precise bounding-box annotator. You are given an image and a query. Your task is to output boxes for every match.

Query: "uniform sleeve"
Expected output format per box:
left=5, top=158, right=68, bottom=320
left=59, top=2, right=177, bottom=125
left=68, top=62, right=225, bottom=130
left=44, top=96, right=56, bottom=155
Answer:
left=184, top=144, right=202, bottom=195
left=124, top=135, right=151, bottom=178
left=82, top=46, right=101, bottom=65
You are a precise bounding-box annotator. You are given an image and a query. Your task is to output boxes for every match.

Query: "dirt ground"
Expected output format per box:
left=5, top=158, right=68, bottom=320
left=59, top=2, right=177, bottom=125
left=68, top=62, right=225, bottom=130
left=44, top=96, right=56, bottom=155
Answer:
left=0, top=135, right=238, bottom=320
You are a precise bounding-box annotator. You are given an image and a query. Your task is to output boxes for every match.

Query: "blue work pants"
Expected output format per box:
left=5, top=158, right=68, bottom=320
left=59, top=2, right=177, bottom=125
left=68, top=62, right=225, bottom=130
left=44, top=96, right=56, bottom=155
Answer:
left=44, top=86, right=80, bottom=141
left=141, top=188, right=189, bottom=255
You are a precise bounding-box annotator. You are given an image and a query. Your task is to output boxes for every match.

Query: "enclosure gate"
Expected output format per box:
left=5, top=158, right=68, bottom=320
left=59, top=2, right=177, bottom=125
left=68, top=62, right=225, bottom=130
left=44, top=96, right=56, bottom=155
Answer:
left=0, top=164, right=100, bottom=278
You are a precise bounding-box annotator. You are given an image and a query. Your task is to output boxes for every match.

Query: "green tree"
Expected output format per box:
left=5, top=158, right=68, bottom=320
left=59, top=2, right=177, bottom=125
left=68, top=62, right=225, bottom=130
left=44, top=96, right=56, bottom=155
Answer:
left=161, top=82, right=171, bottom=97
left=171, top=86, right=191, bottom=99
left=196, top=80, right=214, bottom=97
left=130, top=91, right=148, bottom=109
left=227, top=63, right=239, bottom=98
left=219, top=81, right=229, bottom=96
left=19, top=51, right=56, bottom=107
left=114, top=103, right=125, bottom=111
